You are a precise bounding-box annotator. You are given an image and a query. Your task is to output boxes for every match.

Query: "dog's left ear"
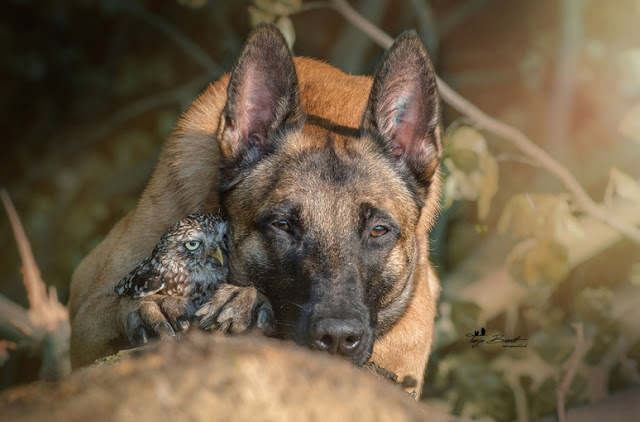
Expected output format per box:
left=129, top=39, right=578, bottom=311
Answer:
left=360, top=31, right=442, bottom=188
left=218, top=23, right=305, bottom=166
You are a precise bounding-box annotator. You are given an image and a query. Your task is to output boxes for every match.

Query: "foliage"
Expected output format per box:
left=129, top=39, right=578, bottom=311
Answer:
left=1, top=1, right=640, bottom=421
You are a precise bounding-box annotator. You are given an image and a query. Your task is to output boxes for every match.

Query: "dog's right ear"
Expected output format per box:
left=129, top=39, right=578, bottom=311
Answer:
left=218, top=23, right=305, bottom=167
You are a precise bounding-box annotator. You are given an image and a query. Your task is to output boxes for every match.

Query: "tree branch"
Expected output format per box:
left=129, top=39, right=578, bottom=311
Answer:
left=1, top=190, right=67, bottom=332
left=557, top=322, right=585, bottom=422
left=326, top=0, right=640, bottom=245
left=0, top=189, right=70, bottom=381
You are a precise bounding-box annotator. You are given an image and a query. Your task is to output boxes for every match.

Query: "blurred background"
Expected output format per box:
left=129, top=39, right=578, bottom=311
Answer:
left=1, top=0, right=640, bottom=420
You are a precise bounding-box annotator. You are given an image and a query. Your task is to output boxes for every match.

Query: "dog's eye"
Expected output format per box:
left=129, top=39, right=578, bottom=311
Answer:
left=184, top=240, right=201, bottom=250
left=272, top=219, right=292, bottom=233
left=371, top=225, right=388, bottom=237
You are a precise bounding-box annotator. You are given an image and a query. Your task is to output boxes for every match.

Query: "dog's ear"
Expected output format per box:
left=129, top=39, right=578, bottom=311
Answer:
left=360, top=31, right=442, bottom=188
left=218, top=23, right=305, bottom=165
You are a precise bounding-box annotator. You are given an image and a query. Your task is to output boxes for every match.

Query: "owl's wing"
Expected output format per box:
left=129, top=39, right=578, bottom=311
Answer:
left=114, top=257, right=165, bottom=298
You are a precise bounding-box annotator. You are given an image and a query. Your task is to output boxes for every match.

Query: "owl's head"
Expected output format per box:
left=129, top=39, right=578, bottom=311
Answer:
left=160, top=213, right=230, bottom=273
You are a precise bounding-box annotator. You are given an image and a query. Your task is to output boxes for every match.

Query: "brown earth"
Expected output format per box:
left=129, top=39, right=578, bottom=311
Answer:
left=0, top=332, right=447, bottom=422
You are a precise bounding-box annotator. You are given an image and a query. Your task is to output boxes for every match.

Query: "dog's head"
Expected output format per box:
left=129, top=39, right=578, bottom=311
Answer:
left=217, top=24, right=441, bottom=365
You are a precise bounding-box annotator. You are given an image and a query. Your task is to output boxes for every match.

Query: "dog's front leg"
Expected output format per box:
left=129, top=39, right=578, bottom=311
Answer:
left=195, top=284, right=275, bottom=335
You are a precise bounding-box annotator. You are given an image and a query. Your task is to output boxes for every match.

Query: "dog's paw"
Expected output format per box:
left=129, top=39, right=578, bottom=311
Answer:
left=124, top=296, right=195, bottom=347
left=195, top=284, right=274, bottom=335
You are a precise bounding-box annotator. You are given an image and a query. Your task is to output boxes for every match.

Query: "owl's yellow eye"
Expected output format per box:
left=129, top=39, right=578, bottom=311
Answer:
left=185, top=241, right=201, bottom=251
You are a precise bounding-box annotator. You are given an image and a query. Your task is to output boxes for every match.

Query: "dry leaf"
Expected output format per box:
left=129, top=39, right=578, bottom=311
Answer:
left=276, top=16, right=296, bottom=50
left=248, top=6, right=277, bottom=27
left=443, top=126, right=499, bottom=220
left=498, top=193, right=583, bottom=242
left=477, top=153, right=499, bottom=220
left=605, top=167, right=640, bottom=204
left=254, top=0, right=302, bottom=15
left=0, top=340, right=17, bottom=366
left=508, top=239, right=570, bottom=287
left=618, top=103, right=640, bottom=144
left=491, top=349, right=556, bottom=392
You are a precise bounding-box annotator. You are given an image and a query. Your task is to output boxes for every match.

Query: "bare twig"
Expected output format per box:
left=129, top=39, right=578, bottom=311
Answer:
left=512, top=380, right=530, bottom=422
left=0, top=189, right=71, bottom=380
left=437, top=0, right=494, bottom=39
left=297, top=1, right=332, bottom=13
left=495, top=153, right=541, bottom=168
left=408, top=0, right=439, bottom=59
left=557, top=322, right=585, bottom=422
left=327, top=0, right=390, bottom=74
left=326, top=0, right=640, bottom=245
left=1, top=190, right=68, bottom=332
left=329, top=0, right=394, bottom=49
left=0, top=294, right=37, bottom=351
left=1, top=189, right=42, bottom=308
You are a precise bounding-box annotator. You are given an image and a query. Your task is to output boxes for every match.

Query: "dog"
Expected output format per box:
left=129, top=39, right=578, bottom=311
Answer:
left=68, top=23, right=442, bottom=397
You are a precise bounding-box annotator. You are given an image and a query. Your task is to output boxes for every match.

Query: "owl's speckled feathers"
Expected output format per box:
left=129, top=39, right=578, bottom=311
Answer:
left=115, top=213, right=230, bottom=307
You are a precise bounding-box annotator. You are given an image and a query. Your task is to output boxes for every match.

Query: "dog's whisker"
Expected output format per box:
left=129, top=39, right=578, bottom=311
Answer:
left=285, top=300, right=303, bottom=309
left=369, top=349, right=383, bottom=360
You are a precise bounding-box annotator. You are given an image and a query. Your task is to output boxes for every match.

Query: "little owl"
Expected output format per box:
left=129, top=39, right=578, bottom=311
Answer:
left=114, top=213, right=229, bottom=307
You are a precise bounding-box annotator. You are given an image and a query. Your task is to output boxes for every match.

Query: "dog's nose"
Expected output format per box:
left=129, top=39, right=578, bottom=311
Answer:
left=311, top=318, right=364, bottom=357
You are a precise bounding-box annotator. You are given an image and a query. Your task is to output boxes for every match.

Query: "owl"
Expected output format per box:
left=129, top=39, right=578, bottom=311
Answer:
left=114, top=213, right=230, bottom=307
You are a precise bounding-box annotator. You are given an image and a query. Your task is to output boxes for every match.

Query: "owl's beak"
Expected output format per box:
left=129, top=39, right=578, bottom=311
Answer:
left=211, top=246, right=224, bottom=266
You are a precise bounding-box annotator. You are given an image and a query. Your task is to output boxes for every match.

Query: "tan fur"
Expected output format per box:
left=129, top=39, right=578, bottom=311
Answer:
left=69, top=57, right=440, bottom=396
left=371, top=189, right=441, bottom=396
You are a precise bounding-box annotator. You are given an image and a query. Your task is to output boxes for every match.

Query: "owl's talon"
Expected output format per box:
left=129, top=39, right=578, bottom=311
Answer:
left=126, top=311, right=150, bottom=347
left=156, top=321, right=176, bottom=339
left=139, top=327, right=149, bottom=344
left=255, top=302, right=275, bottom=336
left=257, top=309, right=268, bottom=328
left=124, top=296, right=192, bottom=347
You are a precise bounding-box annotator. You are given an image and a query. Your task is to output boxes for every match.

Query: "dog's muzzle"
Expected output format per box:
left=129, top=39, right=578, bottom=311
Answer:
left=303, top=308, right=374, bottom=365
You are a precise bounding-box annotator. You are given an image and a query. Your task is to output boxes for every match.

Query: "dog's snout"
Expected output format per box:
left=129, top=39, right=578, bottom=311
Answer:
left=311, top=318, right=364, bottom=357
